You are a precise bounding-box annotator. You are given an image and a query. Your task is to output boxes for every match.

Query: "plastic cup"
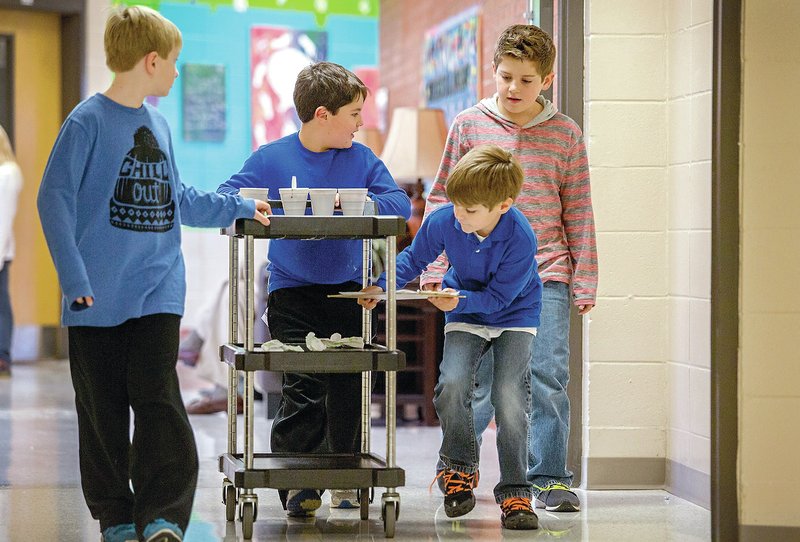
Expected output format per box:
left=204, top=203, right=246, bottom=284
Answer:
left=279, top=188, right=309, bottom=216
left=238, top=187, right=269, bottom=201
left=338, top=188, right=368, bottom=216
left=308, top=188, right=337, bottom=216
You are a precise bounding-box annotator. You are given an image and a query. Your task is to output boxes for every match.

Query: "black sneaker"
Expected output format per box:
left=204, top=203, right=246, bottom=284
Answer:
left=286, top=488, right=323, bottom=517
left=534, top=483, right=580, bottom=512
left=441, top=469, right=478, bottom=518
left=431, top=467, right=479, bottom=494
left=500, top=497, right=538, bottom=530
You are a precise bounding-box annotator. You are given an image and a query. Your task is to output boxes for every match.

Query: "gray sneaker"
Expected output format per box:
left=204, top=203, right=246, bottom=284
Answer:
left=330, top=489, right=359, bottom=509
left=534, top=483, right=580, bottom=512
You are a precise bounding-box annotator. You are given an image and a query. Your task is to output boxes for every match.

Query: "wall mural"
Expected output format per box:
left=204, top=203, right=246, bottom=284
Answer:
left=118, top=0, right=377, bottom=26
left=114, top=0, right=378, bottom=192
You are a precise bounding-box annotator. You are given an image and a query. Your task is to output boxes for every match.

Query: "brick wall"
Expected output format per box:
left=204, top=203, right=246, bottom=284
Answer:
left=379, top=0, right=529, bottom=112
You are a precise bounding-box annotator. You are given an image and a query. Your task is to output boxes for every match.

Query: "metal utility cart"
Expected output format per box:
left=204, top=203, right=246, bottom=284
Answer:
left=218, top=211, right=407, bottom=539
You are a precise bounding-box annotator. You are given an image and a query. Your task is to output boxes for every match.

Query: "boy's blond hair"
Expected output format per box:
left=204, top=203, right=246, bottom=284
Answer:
left=104, top=5, right=182, bottom=73
left=0, top=125, right=15, bottom=164
left=293, top=61, right=368, bottom=123
left=446, top=144, right=523, bottom=209
left=493, top=24, right=556, bottom=76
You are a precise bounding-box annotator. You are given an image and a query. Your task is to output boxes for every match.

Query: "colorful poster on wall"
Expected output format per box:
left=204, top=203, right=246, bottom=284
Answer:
left=250, top=26, right=327, bottom=149
left=353, top=67, right=380, bottom=130
left=422, top=7, right=480, bottom=128
left=182, top=64, right=226, bottom=142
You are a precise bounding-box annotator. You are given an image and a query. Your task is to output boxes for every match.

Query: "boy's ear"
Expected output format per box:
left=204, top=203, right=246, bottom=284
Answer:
left=541, top=72, right=555, bottom=91
left=144, top=51, right=159, bottom=75
left=314, top=106, right=329, bottom=121
left=498, top=197, right=514, bottom=213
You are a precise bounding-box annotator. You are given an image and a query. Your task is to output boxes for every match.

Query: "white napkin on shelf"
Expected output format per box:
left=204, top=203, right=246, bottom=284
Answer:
left=257, top=340, right=304, bottom=352
left=305, top=332, right=365, bottom=351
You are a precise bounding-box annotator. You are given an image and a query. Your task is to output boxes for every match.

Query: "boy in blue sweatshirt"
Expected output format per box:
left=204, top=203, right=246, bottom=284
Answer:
left=217, top=61, right=410, bottom=516
left=359, top=144, right=541, bottom=530
left=36, top=7, right=270, bottom=542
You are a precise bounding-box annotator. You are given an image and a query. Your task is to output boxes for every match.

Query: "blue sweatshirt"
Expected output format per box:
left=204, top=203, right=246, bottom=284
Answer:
left=377, top=204, right=542, bottom=328
left=218, top=132, right=411, bottom=292
left=38, top=93, right=257, bottom=327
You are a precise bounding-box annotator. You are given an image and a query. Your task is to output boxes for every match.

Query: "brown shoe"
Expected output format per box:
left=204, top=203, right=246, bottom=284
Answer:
left=186, top=395, right=243, bottom=415
left=0, top=358, right=10, bottom=378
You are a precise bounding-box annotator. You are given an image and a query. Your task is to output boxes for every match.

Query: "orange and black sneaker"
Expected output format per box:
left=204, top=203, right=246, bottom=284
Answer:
left=441, top=469, right=479, bottom=518
left=500, top=496, right=539, bottom=530
left=430, top=467, right=480, bottom=494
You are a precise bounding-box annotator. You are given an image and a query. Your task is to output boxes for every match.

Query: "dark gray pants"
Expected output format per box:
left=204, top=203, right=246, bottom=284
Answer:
left=268, top=282, right=372, bottom=457
left=68, top=313, right=198, bottom=535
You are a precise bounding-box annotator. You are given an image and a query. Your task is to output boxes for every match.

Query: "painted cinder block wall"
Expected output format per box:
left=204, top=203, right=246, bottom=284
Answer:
left=740, top=0, right=800, bottom=532
left=585, top=0, right=711, bottom=502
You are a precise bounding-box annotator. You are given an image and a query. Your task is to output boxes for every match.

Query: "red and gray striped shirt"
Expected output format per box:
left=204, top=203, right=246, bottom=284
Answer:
left=420, top=95, right=598, bottom=306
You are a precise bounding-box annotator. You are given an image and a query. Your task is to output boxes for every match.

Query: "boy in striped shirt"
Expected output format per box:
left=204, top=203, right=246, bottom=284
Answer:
left=423, top=23, right=597, bottom=513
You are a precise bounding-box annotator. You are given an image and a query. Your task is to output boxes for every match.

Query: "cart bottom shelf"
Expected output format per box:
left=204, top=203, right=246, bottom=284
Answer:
left=219, top=452, right=405, bottom=490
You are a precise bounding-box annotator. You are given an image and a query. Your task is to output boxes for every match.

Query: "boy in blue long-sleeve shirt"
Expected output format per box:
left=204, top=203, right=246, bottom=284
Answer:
left=217, top=61, right=410, bottom=516
left=359, top=144, right=541, bottom=530
left=37, top=7, right=269, bottom=542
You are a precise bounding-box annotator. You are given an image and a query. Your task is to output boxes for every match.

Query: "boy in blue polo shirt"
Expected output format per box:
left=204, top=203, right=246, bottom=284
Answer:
left=358, top=144, right=541, bottom=530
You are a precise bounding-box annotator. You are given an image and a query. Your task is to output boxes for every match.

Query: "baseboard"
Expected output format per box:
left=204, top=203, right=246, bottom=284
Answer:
left=665, top=459, right=710, bottom=509
left=11, top=325, right=68, bottom=361
left=741, top=524, right=800, bottom=541
left=585, top=457, right=665, bottom=488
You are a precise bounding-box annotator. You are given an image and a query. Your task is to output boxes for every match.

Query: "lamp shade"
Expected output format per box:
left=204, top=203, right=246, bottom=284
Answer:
left=353, top=127, right=384, bottom=156
left=380, top=107, right=448, bottom=181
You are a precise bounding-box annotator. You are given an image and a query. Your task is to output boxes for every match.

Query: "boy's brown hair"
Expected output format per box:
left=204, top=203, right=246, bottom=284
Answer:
left=293, top=61, right=369, bottom=123
left=104, top=5, right=182, bottom=73
left=493, top=24, right=556, bottom=76
left=446, top=144, right=523, bottom=209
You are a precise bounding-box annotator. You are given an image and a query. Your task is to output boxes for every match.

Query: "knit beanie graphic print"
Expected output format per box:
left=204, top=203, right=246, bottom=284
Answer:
left=109, top=126, right=175, bottom=232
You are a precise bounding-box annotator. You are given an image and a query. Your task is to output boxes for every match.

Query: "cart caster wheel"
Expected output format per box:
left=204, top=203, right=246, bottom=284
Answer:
left=223, top=484, right=237, bottom=522
left=240, top=501, right=256, bottom=539
left=359, top=489, right=369, bottom=520
left=382, top=501, right=397, bottom=538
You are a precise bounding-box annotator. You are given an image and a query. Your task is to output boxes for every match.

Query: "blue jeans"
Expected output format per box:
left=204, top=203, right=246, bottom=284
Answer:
left=434, top=330, right=533, bottom=502
left=0, top=261, right=12, bottom=362
left=473, top=281, right=573, bottom=493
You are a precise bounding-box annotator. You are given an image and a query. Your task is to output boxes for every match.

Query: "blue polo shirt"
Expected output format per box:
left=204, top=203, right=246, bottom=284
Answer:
left=377, top=204, right=541, bottom=328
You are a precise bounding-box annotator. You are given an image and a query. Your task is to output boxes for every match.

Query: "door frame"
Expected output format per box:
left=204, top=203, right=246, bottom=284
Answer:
left=710, top=0, right=741, bottom=540
left=0, top=0, right=85, bottom=120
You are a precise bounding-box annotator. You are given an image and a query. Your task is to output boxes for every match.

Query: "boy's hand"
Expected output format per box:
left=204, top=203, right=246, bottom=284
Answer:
left=578, top=303, right=594, bottom=315
left=357, top=285, right=383, bottom=310
left=253, top=200, right=271, bottom=226
left=420, top=282, right=441, bottom=292
left=71, top=296, right=94, bottom=311
left=428, top=288, right=459, bottom=312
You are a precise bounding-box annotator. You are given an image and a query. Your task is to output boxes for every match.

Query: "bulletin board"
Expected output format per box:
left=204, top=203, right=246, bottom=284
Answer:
left=422, top=7, right=481, bottom=128
left=182, top=63, right=226, bottom=142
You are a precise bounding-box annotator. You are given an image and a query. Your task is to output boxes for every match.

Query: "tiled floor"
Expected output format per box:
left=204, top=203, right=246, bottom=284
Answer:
left=0, top=360, right=711, bottom=541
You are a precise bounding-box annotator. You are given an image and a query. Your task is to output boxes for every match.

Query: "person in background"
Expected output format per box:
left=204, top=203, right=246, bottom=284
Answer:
left=359, top=144, right=541, bottom=530
left=422, top=24, right=598, bottom=513
left=36, top=6, right=270, bottom=542
left=0, top=124, right=22, bottom=378
left=218, top=61, right=410, bottom=517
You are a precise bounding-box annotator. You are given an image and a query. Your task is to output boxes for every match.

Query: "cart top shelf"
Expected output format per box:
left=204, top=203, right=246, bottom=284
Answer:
left=222, top=215, right=406, bottom=239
